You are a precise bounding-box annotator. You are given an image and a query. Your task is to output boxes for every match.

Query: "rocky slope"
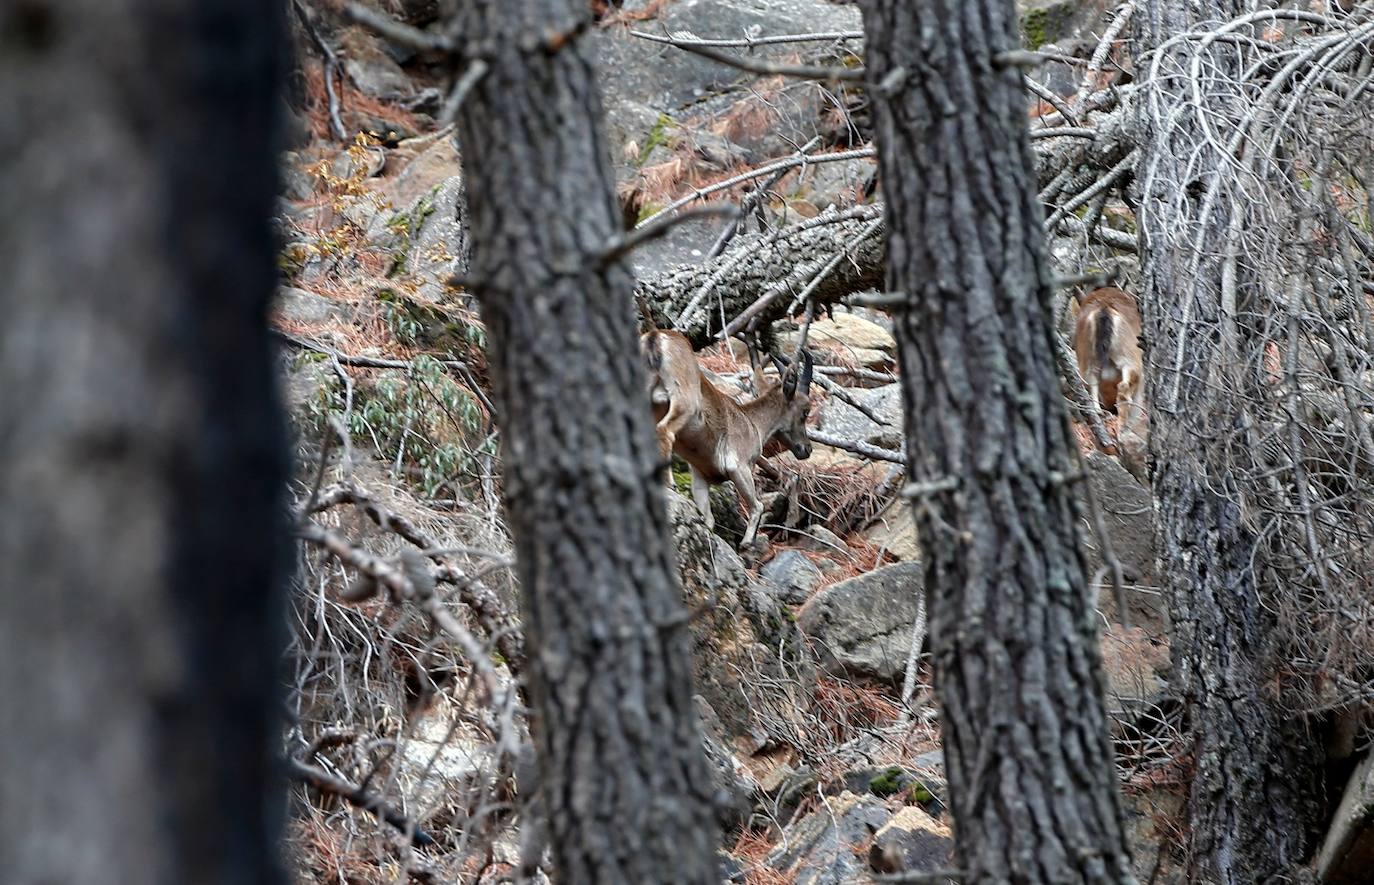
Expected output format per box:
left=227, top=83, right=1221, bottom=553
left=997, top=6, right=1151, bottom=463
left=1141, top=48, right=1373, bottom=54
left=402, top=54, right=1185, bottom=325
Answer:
left=278, top=2, right=1180, bottom=882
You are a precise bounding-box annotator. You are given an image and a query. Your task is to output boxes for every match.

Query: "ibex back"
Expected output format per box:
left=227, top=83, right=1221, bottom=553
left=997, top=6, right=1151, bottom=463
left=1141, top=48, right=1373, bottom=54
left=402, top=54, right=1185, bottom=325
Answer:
left=1074, top=287, right=1148, bottom=481
left=642, top=329, right=813, bottom=548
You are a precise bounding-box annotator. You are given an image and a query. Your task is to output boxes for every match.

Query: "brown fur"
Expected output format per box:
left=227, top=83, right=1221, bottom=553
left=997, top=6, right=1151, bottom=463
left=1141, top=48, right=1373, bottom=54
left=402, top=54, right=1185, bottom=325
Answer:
left=642, top=329, right=812, bottom=548
left=1074, top=287, right=1149, bottom=481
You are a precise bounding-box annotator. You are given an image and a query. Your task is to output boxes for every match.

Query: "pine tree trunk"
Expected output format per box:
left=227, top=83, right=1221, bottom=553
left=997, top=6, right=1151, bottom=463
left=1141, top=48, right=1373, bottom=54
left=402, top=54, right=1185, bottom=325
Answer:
left=451, top=2, right=720, bottom=882
left=0, top=2, right=288, bottom=883
left=858, top=1, right=1136, bottom=881
left=1133, top=3, right=1324, bottom=880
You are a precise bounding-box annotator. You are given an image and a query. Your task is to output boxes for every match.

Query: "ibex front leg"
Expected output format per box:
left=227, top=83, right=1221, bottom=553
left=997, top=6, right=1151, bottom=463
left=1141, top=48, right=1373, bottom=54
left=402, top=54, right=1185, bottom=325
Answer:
left=655, top=399, right=692, bottom=464
left=690, top=467, right=714, bottom=531
left=729, top=465, right=765, bottom=549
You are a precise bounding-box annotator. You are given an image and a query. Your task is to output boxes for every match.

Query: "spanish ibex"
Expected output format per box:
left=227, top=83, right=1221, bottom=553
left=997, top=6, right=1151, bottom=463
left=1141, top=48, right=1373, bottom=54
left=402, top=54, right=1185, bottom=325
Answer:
left=641, top=329, right=813, bottom=548
left=1074, top=286, right=1148, bottom=481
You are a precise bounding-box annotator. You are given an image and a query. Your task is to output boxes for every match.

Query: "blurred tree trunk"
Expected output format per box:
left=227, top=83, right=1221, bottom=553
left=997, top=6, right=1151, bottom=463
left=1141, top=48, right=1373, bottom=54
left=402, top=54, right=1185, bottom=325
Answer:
left=0, top=2, right=288, bottom=884
left=1133, top=2, right=1324, bottom=881
left=451, top=1, right=720, bottom=882
left=858, top=1, right=1135, bottom=881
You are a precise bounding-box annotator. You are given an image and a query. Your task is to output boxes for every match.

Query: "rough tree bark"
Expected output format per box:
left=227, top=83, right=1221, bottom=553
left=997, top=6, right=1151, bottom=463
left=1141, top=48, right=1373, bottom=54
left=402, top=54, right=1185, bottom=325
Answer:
left=1134, top=2, right=1324, bottom=880
left=858, top=1, right=1136, bottom=881
left=0, top=2, right=288, bottom=884
left=637, top=212, right=885, bottom=347
left=451, top=1, right=720, bottom=882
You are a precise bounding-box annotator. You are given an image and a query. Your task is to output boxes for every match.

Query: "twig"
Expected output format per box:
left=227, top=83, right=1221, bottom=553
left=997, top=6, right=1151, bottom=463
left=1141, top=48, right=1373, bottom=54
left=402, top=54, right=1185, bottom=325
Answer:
left=343, top=1, right=454, bottom=52
left=718, top=216, right=885, bottom=339
left=1025, top=76, right=1079, bottom=127
left=637, top=148, right=876, bottom=229
left=1044, top=151, right=1137, bottom=231
left=299, top=483, right=522, bottom=668
left=1074, top=1, right=1136, bottom=109
left=896, top=593, right=928, bottom=725
left=440, top=59, right=490, bottom=123
left=870, top=870, right=963, bottom=884
left=1053, top=265, right=1122, bottom=292
left=1029, top=126, right=1099, bottom=140
left=847, top=291, right=908, bottom=309
left=901, top=477, right=959, bottom=498
left=708, top=136, right=822, bottom=259
left=293, top=0, right=347, bottom=140
left=635, top=31, right=863, bottom=81
left=816, top=365, right=896, bottom=384
left=273, top=328, right=472, bottom=372
left=994, top=49, right=1048, bottom=69
left=598, top=205, right=739, bottom=269
left=289, top=758, right=436, bottom=847
left=807, top=430, right=903, bottom=463
left=783, top=217, right=885, bottom=318
left=630, top=29, right=863, bottom=49
left=296, top=521, right=513, bottom=698
left=1057, top=214, right=1138, bottom=252
left=812, top=372, right=893, bottom=426
left=1077, top=446, right=1132, bottom=630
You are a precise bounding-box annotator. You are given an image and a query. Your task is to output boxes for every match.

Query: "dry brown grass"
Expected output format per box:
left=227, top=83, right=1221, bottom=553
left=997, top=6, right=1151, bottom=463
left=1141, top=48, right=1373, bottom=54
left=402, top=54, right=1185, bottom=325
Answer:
left=594, top=0, right=670, bottom=25
left=814, top=676, right=902, bottom=743
left=289, top=806, right=406, bottom=885
left=730, top=828, right=789, bottom=879
left=1070, top=415, right=1124, bottom=457
left=296, top=62, right=426, bottom=146
left=709, top=77, right=788, bottom=145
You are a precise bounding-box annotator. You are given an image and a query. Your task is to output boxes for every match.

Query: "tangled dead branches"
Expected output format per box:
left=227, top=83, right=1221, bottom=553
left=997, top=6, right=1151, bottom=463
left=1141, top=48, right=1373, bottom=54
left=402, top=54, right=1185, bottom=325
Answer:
left=1136, top=5, right=1374, bottom=720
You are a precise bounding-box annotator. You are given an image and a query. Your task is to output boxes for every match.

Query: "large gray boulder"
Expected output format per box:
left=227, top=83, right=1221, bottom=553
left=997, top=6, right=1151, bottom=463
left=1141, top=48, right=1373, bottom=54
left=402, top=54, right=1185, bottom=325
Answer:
left=760, top=549, right=823, bottom=604
left=797, top=561, right=923, bottom=682
left=817, top=383, right=903, bottom=450
left=765, top=791, right=892, bottom=885
left=867, top=805, right=954, bottom=877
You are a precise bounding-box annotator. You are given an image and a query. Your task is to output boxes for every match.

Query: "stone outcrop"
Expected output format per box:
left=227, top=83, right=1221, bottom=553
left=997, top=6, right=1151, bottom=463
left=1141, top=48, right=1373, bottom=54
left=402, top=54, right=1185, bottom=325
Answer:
left=797, top=561, right=923, bottom=682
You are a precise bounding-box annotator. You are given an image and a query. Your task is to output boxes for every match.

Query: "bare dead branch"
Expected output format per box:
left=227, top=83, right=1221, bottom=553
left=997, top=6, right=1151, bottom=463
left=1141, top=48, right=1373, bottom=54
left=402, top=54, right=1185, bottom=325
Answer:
left=807, top=429, right=903, bottom=463
left=292, top=0, right=346, bottom=140
left=631, top=30, right=864, bottom=81
left=289, top=757, right=436, bottom=847
left=630, top=29, right=863, bottom=48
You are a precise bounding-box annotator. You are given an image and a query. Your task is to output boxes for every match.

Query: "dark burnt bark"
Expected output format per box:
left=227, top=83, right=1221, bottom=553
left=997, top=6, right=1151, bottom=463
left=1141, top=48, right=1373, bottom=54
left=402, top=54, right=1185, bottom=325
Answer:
left=1134, top=3, right=1324, bottom=881
left=858, top=1, right=1135, bottom=881
left=0, top=2, right=288, bottom=883
left=451, top=2, right=719, bottom=882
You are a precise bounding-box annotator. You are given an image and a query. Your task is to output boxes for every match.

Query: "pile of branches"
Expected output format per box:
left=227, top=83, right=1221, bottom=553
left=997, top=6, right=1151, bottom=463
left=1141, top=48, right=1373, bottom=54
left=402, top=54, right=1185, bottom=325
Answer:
left=285, top=452, right=529, bottom=882
left=1137, top=4, right=1374, bottom=720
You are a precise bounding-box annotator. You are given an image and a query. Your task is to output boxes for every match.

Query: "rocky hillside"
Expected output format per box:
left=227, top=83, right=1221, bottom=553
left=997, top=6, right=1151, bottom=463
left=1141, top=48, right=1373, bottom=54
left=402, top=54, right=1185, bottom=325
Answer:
left=278, top=2, right=1181, bottom=882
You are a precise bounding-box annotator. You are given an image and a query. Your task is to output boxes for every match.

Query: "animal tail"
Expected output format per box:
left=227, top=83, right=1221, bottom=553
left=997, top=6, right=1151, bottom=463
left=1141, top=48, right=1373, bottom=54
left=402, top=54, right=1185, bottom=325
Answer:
left=1095, top=310, right=1114, bottom=377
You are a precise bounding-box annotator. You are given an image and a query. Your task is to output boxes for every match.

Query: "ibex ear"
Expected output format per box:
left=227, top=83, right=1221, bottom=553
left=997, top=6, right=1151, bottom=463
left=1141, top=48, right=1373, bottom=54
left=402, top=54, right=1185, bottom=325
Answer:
left=800, top=351, right=814, bottom=393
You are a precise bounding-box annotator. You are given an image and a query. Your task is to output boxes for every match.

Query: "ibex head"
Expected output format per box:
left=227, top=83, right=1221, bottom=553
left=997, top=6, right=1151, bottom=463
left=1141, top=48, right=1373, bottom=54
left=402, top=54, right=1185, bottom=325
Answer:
left=770, top=351, right=814, bottom=461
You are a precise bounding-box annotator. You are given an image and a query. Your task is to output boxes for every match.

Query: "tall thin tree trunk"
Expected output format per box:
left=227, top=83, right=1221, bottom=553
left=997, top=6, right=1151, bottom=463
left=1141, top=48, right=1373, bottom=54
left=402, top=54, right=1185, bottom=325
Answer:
left=858, top=1, right=1135, bottom=881
left=451, top=2, right=720, bottom=882
left=0, top=2, right=288, bottom=883
left=1134, top=3, right=1324, bottom=880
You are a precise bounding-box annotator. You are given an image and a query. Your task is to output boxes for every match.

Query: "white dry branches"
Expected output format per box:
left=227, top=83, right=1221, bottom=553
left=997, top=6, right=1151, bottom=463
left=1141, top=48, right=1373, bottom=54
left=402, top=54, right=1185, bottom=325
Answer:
left=1136, top=6, right=1374, bottom=716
